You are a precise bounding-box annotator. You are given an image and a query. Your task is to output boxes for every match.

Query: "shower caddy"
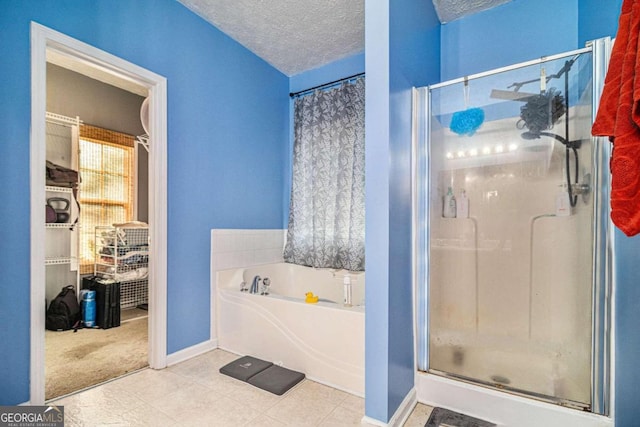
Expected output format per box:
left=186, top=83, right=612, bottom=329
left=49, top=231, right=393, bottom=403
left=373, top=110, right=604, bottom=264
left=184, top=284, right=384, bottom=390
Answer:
left=94, top=225, right=149, bottom=309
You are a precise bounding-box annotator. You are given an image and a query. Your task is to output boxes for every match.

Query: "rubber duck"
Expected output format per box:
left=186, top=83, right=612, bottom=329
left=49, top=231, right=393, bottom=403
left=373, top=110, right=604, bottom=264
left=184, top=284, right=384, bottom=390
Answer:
left=305, top=292, right=319, bottom=304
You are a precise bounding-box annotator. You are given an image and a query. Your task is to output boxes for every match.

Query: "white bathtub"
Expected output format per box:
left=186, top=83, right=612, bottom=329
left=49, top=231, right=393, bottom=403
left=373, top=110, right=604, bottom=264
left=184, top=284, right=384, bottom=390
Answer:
left=216, top=263, right=365, bottom=395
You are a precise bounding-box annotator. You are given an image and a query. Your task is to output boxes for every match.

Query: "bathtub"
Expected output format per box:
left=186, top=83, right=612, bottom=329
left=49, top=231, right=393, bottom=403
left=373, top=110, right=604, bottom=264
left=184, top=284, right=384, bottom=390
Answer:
left=216, top=263, right=365, bottom=395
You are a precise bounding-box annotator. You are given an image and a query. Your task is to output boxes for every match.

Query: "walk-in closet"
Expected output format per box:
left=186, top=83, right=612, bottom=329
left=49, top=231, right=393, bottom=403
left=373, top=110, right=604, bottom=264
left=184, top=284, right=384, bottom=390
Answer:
left=44, top=60, right=151, bottom=400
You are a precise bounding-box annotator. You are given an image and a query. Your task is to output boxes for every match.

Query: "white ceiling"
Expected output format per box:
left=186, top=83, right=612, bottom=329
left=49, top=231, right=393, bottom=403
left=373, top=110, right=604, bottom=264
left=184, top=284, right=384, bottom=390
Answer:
left=432, top=0, right=511, bottom=23
left=177, top=0, right=511, bottom=77
left=177, top=0, right=364, bottom=76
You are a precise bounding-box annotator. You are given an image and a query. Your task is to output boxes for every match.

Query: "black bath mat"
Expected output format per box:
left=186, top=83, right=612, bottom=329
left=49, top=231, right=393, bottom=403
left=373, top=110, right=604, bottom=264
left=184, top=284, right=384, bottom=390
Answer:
left=425, top=407, right=496, bottom=427
left=247, top=364, right=305, bottom=395
left=219, top=355, right=273, bottom=382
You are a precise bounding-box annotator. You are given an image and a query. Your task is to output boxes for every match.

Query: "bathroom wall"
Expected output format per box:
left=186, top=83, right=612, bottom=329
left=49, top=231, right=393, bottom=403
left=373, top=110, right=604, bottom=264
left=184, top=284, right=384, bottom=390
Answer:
left=365, top=0, right=441, bottom=422
left=0, top=0, right=288, bottom=405
left=440, top=0, right=579, bottom=81
left=289, top=53, right=365, bottom=95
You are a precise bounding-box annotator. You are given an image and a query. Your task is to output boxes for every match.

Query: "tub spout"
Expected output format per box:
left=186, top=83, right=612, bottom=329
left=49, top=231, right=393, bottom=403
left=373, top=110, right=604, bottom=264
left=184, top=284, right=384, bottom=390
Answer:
left=250, top=275, right=261, bottom=294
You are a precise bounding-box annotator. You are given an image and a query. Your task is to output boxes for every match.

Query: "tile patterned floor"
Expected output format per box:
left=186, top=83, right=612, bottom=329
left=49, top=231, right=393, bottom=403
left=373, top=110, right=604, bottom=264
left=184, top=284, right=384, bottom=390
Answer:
left=51, top=349, right=434, bottom=426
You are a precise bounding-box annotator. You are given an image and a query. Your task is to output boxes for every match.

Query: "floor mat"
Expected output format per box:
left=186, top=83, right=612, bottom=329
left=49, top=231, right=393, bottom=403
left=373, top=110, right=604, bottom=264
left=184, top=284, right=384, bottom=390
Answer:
left=247, top=364, right=305, bottom=395
left=425, top=407, right=496, bottom=427
left=219, top=355, right=273, bottom=382
left=220, top=355, right=305, bottom=395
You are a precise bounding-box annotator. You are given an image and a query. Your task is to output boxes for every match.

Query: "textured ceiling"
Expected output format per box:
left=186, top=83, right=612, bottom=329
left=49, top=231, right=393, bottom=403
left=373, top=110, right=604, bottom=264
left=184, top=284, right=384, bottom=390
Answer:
left=177, top=0, right=511, bottom=76
left=432, top=0, right=512, bottom=23
left=178, top=0, right=364, bottom=76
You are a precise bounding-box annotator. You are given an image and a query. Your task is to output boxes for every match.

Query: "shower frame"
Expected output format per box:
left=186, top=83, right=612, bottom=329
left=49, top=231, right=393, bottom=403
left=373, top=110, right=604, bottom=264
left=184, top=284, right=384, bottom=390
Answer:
left=412, top=38, right=614, bottom=416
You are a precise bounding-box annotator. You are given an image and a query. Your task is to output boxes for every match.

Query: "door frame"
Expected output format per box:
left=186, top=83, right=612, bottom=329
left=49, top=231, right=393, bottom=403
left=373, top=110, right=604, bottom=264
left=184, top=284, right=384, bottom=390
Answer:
left=30, top=22, right=168, bottom=404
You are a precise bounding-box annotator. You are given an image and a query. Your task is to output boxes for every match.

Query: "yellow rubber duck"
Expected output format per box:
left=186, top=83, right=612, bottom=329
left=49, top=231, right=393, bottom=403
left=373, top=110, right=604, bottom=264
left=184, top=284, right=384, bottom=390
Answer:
left=305, top=292, right=319, bottom=304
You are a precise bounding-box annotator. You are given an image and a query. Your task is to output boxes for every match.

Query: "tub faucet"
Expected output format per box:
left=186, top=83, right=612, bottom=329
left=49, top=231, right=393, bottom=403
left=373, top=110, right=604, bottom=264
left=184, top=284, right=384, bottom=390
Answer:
left=261, top=277, right=271, bottom=295
left=250, top=275, right=261, bottom=294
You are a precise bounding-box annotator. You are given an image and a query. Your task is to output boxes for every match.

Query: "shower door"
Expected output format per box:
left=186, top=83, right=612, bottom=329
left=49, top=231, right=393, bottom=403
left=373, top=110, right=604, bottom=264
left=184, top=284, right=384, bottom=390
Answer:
left=417, top=41, right=612, bottom=412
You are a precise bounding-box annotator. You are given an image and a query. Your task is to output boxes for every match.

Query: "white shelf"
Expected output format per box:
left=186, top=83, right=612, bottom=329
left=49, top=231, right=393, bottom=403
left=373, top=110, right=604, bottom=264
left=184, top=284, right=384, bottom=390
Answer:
left=95, top=226, right=149, bottom=309
left=45, top=257, right=73, bottom=265
left=46, top=222, right=74, bottom=229
left=45, top=185, right=73, bottom=193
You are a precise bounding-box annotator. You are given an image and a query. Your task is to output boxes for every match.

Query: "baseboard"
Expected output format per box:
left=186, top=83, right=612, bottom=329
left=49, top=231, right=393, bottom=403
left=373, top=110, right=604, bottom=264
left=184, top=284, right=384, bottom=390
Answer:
left=166, top=339, right=218, bottom=366
left=360, top=388, right=417, bottom=427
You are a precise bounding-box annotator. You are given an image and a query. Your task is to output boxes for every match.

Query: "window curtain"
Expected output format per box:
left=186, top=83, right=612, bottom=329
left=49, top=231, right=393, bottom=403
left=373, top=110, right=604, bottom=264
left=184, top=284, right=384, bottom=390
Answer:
left=283, top=77, right=365, bottom=271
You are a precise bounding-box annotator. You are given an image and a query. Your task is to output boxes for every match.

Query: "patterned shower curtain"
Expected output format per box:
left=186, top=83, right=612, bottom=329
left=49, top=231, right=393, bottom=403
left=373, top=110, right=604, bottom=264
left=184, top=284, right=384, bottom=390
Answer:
left=283, top=78, right=365, bottom=271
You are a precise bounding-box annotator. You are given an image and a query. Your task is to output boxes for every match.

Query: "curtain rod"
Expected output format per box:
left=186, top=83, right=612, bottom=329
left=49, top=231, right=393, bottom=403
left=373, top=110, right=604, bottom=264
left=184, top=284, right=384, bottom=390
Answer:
left=289, top=72, right=365, bottom=98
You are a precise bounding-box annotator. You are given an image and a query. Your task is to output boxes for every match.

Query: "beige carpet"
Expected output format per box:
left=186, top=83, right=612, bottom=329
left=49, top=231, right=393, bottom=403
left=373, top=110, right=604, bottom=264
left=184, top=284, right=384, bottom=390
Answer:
left=45, top=317, right=148, bottom=400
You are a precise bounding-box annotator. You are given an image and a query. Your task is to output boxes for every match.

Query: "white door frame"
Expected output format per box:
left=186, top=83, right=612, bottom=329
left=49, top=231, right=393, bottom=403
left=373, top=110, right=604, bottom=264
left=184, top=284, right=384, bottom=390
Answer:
left=30, top=22, right=168, bottom=404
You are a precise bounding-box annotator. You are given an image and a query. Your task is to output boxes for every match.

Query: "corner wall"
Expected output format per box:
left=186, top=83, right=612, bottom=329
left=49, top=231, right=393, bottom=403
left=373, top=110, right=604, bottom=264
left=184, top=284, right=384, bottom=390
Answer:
left=0, top=0, right=288, bottom=405
left=365, top=0, right=440, bottom=422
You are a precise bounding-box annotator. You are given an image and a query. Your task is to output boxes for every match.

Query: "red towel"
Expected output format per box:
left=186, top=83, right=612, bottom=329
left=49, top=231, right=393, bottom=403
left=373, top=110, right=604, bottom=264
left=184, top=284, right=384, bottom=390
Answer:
left=592, top=0, right=640, bottom=237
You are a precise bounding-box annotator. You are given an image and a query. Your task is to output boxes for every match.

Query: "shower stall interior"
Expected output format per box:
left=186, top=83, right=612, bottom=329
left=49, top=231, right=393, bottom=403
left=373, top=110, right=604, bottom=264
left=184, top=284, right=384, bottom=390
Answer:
left=415, top=39, right=612, bottom=415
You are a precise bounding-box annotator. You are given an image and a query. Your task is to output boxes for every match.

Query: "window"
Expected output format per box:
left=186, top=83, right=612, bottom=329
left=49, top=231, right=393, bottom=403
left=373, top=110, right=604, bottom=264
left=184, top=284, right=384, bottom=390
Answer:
left=78, top=125, right=135, bottom=274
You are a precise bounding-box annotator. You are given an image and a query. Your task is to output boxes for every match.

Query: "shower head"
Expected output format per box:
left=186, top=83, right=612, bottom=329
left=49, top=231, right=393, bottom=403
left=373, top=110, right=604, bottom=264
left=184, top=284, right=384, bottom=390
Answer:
left=521, top=131, right=540, bottom=140
left=518, top=89, right=566, bottom=136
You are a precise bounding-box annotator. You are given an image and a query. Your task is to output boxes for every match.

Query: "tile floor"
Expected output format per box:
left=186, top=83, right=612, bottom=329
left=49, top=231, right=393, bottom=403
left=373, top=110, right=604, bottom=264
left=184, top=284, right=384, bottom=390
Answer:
left=51, top=349, right=434, bottom=426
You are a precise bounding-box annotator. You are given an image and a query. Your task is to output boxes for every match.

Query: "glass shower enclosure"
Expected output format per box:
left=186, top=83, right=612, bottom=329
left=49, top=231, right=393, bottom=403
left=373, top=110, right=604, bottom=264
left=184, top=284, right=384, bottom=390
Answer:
left=416, top=41, right=612, bottom=413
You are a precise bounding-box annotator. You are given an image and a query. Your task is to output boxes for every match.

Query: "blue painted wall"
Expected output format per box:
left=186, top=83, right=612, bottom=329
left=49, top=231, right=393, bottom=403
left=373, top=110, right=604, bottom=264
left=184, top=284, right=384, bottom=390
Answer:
left=365, top=0, right=440, bottom=422
left=441, top=0, right=579, bottom=81
left=364, top=1, right=391, bottom=421
left=578, top=0, right=623, bottom=46
left=289, top=53, right=365, bottom=94
left=614, top=233, right=640, bottom=426
left=0, top=0, right=288, bottom=404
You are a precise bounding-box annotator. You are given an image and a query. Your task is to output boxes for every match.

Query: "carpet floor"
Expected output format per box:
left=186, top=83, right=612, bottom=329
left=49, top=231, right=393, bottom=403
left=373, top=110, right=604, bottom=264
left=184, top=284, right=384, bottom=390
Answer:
left=45, top=316, right=148, bottom=400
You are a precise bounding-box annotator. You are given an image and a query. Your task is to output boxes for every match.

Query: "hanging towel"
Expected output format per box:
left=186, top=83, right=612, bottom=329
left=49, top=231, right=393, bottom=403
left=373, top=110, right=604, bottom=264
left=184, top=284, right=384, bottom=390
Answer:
left=592, top=0, right=640, bottom=237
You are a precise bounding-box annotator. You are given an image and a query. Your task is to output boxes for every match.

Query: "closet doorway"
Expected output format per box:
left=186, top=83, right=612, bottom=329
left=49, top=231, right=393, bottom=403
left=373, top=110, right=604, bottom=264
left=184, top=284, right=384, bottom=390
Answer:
left=30, top=23, right=168, bottom=404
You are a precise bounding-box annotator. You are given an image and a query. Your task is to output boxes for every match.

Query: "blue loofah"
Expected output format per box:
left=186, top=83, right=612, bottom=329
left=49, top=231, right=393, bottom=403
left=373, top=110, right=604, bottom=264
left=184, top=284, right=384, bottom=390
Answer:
left=450, top=107, right=485, bottom=136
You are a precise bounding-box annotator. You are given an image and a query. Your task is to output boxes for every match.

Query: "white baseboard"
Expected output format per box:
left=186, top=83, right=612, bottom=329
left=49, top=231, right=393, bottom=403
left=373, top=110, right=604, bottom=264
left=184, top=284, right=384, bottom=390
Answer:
left=166, top=339, right=218, bottom=366
left=361, top=415, right=386, bottom=426
left=361, top=388, right=417, bottom=427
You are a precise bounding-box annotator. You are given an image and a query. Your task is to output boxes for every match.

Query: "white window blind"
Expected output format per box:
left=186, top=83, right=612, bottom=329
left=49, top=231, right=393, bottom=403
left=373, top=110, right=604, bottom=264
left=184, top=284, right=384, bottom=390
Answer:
left=78, top=125, right=135, bottom=274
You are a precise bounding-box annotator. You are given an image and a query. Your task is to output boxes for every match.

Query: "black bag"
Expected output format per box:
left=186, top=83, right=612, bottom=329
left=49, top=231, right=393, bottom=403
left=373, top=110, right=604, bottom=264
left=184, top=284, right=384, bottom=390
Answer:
left=45, top=161, right=80, bottom=229
left=82, top=277, right=121, bottom=329
left=46, top=161, right=79, bottom=188
left=46, top=285, right=81, bottom=331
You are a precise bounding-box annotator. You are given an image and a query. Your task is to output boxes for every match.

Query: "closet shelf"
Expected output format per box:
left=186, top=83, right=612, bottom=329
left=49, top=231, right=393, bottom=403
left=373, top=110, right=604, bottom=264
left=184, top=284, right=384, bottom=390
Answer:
left=45, top=256, right=73, bottom=265
left=46, top=223, right=75, bottom=229
left=45, top=185, right=73, bottom=194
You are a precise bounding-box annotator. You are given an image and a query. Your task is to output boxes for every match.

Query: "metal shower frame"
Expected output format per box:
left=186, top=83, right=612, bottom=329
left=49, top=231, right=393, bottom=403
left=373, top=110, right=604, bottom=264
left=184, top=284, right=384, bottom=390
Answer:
left=412, top=37, right=614, bottom=415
